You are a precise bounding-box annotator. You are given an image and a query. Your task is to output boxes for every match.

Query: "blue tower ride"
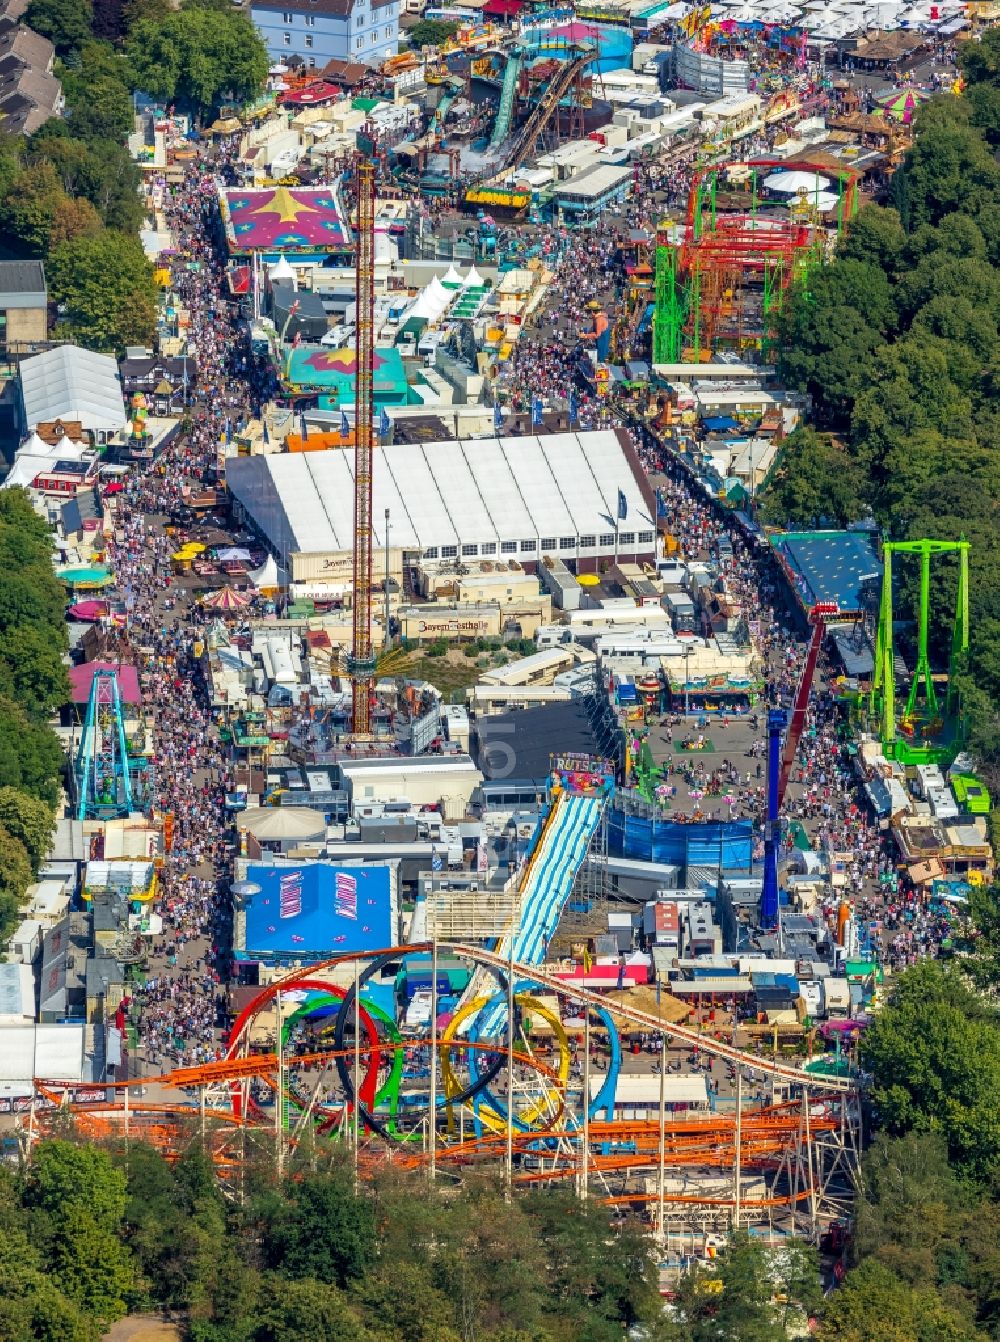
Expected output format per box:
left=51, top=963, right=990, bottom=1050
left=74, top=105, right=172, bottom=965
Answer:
left=760, top=709, right=786, bottom=930
left=758, top=603, right=837, bottom=931
left=75, top=668, right=135, bottom=820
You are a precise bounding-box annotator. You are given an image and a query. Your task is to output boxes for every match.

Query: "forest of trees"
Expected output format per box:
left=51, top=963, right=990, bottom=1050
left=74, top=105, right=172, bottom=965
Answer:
left=0, top=490, right=67, bottom=941
left=760, top=32, right=1000, bottom=796
left=0, top=0, right=269, bottom=351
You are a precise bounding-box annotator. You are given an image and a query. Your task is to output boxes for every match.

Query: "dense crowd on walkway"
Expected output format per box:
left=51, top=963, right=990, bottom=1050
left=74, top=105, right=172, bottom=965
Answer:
left=91, top=98, right=963, bottom=1072
left=96, top=141, right=261, bottom=1070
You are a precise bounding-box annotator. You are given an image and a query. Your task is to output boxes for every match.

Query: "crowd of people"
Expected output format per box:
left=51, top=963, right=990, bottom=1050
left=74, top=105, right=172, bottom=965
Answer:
left=98, top=144, right=259, bottom=1071
left=81, top=94, right=963, bottom=1078
left=624, top=438, right=955, bottom=968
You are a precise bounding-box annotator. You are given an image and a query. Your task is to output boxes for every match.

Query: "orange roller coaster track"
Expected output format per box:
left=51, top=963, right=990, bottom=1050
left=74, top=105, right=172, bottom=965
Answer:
left=22, top=945, right=858, bottom=1229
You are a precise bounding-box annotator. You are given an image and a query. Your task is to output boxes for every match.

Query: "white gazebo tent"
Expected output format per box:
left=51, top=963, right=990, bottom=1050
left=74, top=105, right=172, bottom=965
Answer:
left=407, top=275, right=453, bottom=322
left=268, top=255, right=297, bottom=290
left=249, top=554, right=283, bottom=590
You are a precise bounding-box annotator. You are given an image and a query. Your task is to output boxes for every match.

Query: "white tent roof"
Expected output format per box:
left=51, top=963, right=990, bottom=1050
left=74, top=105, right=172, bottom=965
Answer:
left=763, top=170, right=832, bottom=194
left=19, top=346, right=127, bottom=434
left=2, top=441, right=95, bottom=491
left=226, top=430, right=657, bottom=562
left=408, top=275, right=453, bottom=321
left=249, top=553, right=282, bottom=588
left=787, top=190, right=841, bottom=212
left=239, top=806, right=327, bottom=839
left=463, top=265, right=485, bottom=288
left=441, top=264, right=463, bottom=285
left=268, top=256, right=297, bottom=286
left=0, top=1022, right=87, bottom=1085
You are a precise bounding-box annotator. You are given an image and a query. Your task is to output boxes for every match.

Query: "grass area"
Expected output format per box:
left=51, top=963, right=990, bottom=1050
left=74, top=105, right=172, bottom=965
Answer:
left=394, top=645, right=535, bottom=698
left=394, top=648, right=490, bottom=697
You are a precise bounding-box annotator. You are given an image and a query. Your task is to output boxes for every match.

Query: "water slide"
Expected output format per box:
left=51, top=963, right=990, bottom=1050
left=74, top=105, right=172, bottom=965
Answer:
left=501, top=790, right=603, bottom=966
left=502, top=49, right=595, bottom=169
left=489, top=49, right=522, bottom=150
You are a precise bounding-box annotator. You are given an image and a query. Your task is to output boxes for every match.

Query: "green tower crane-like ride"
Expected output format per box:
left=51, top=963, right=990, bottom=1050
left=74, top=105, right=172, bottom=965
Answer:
left=870, top=538, right=970, bottom=766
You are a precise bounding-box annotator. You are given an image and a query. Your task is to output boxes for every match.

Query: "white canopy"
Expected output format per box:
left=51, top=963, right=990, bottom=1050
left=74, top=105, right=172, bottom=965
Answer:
left=463, top=265, right=485, bottom=289
left=268, top=256, right=297, bottom=288
left=787, top=190, right=841, bottom=212
left=408, top=274, right=453, bottom=321
left=238, top=807, right=327, bottom=840
left=249, top=553, right=282, bottom=589
left=763, top=170, right=832, bottom=194
left=441, top=264, right=463, bottom=285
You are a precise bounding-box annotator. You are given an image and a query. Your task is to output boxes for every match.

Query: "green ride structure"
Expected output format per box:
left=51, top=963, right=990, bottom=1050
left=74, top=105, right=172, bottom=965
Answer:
left=652, top=158, right=859, bottom=364
left=870, top=538, right=970, bottom=766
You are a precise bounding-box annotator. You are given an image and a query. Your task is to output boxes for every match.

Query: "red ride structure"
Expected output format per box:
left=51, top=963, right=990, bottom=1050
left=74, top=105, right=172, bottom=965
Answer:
left=653, top=159, right=860, bottom=363
left=348, top=157, right=377, bottom=734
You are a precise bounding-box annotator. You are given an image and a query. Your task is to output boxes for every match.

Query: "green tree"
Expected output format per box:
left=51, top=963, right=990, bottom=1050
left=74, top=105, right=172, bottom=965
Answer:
left=127, top=7, right=268, bottom=118
left=523, top=1189, right=662, bottom=1339
left=817, top=1258, right=988, bottom=1342
left=252, top=1276, right=373, bottom=1342
left=0, top=161, right=70, bottom=255
left=837, top=203, right=907, bottom=274
left=0, top=788, right=55, bottom=873
left=48, top=229, right=156, bottom=350
left=959, top=27, right=1000, bottom=145
left=22, top=1146, right=133, bottom=1326
left=892, top=116, right=1000, bottom=231
left=407, top=18, right=460, bottom=45
left=0, top=626, right=70, bottom=718
left=0, top=698, right=63, bottom=803
left=265, top=1169, right=377, bottom=1288
left=351, top=1262, right=459, bottom=1342
left=26, top=1142, right=128, bottom=1223
left=758, top=427, right=866, bottom=529
left=67, top=76, right=134, bottom=143
left=859, top=962, right=1000, bottom=1182
left=776, top=260, right=895, bottom=428
left=0, top=822, right=33, bottom=941
left=0, top=1228, right=99, bottom=1342
left=24, top=0, right=93, bottom=57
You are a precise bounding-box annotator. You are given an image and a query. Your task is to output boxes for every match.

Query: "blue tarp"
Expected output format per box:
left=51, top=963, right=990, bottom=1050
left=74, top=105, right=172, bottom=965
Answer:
left=702, top=415, right=739, bottom=432
left=608, top=810, right=753, bottom=870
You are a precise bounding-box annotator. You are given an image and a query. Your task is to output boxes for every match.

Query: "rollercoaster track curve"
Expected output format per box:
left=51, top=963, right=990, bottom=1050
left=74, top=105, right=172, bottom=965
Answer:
left=27, top=942, right=854, bottom=1206
left=221, top=943, right=851, bottom=1096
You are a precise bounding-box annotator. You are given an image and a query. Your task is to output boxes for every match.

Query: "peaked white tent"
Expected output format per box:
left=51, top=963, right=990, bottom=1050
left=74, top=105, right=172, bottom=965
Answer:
left=268, top=256, right=297, bottom=289
left=463, top=265, right=485, bottom=289
left=407, top=275, right=453, bottom=321
left=249, top=554, right=282, bottom=589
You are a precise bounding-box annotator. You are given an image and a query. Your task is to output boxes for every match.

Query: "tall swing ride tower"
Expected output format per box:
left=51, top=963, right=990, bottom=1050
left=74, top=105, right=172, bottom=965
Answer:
left=346, top=158, right=377, bottom=735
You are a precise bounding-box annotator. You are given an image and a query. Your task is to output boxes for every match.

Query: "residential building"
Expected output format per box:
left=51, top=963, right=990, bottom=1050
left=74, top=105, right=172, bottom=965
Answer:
left=249, top=0, right=400, bottom=71
left=0, top=258, right=47, bottom=352
left=0, top=18, right=62, bottom=132
left=119, top=349, right=197, bottom=410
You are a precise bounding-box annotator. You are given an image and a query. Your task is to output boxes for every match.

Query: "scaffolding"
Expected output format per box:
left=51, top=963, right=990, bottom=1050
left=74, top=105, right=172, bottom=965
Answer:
left=652, top=159, right=859, bottom=364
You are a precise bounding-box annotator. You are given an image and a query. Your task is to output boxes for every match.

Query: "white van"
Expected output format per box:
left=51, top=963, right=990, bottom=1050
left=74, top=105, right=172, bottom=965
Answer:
left=418, top=330, right=443, bottom=365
